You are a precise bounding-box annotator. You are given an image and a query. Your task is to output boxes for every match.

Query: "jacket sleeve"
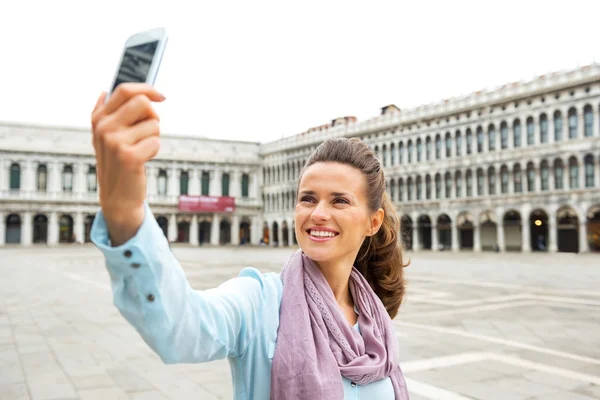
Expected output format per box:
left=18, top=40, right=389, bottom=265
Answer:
left=90, top=202, right=271, bottom=363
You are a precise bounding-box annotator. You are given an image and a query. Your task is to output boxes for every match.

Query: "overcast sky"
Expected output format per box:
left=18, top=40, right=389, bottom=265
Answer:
left=1, top=1, right=599, bottom=143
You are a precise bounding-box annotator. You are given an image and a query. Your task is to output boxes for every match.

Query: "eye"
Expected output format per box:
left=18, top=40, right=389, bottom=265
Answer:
left=333, top=197, right=349, bottom=205
left=300, top=195, right=315, bottom=203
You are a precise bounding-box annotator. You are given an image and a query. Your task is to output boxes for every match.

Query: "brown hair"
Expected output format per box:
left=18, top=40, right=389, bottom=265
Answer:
left=299, top=137, right=408, bottom=319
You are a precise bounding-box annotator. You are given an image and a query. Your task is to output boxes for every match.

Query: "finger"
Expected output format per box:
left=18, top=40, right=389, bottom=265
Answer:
left=104, top=83, right=165, bottom=116
left=93, top=92, right=106, bottom=113
left=112, top=94, right=160, bottom=129
left=120, top=117, right=160, bottom=146
left=128, top=133, right=161, bottom=163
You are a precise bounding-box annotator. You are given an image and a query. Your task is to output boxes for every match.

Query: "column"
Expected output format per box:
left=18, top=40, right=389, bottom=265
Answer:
left=578, top=157, right=585, bottom=190
left=534, top=165, right=541, bottom=194
left=211, top=214, right=221, bottom=245
left=50, top=162, right=62, bottom=193
left=168, top=167, right=178, bottom=196
left=190, top=214, right=199, bottom=246
left=412, top=212, right=420, bottom=251
left=0, top=160, right=6, bottom=192
left=252, top=216, right=262, bottom=245
left=231, top=214, right=240, bottom=245
left=496, top=213, right=505, bottom=252
left=210, top=170, right=221, bottom=197
left=230, top=171, right=241, bottom=199
left=522, top=219, right=531, bottom=252
left=451, top=218, right=459, bottom=252
left=75, top=163, right=86, bottom=194
left=0, top=210, right=4, bottom=245
left=577, top=111, right=584, bottom=139
left=548, top=213, right=558, bottom=252
left=431, top=224, right=439, bottom=251
left=278, top=220, right=284, bottom=247
left=24, top=161, right=36, bottom=192
left=48, top=211, right=58, bottom=245
left=579, top=219, right=589, bottom=253
left=168, top=214, right=177, bottom=243
left=189, top=169, right=200, bottom=196
left=75, top=211, right=84, bottom=244
left=548, top=114, right=555, bottom=144
left=252, top=171, right=260, bottom=199
left=22, top=212, right=32, bottom=246
left=594, top=108, right=600, bottom=137
left=146, top=166, right=157, bottom=197
left=473, top=223, right=481, bottom=252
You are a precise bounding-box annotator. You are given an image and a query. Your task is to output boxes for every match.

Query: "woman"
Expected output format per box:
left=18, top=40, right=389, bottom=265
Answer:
left=90, top=83, right=410, bottom=399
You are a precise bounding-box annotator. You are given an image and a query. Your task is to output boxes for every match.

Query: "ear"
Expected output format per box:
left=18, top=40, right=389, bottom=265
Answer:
left=366, top=208, right=385, bottom=236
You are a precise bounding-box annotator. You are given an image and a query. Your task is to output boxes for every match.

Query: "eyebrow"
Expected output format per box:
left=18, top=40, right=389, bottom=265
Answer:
left=299, top=190, right=353, bottom=198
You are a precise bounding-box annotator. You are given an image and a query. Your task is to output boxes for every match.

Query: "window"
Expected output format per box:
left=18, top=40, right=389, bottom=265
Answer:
left=435, top=135, right=442, bottom=159
left=445, top=172, right=452, bottom=198
left=488, top=125, right=496, bottom=151
left=398, top=179, right=404, bottom=201
left=445, top=133, right=452, bottom=158
left=554, top=111, right=563, bottom=141
left=527, top=163, right=535, bottom=192
left=416, top=176, right=422, bottom=200
left=416, top=139, right=423, bottom=162
left=455, top=172, right=462, bottom=197
left=390, top=143, right=396, bottom=165
left=390, top=180, right=395, bottom=201
left=37, top=164, right=47, bottom=191
left=398, top=143, right=404, bottom=164
left=501, top=166, right=509, bottom=194
left=180, top=171, right=189, bottom=195
left=514, top=164, right=522, bottom=193
left=435, top=174, right=442, bottom=199
left=500, top=122, right=508, bottom=149
left=455, top=132, right=462, bottom=156
left=222, top=173, right=230, bottom=196
left=201, top=171, right=210, bottom=195
left=382, top=145, right=387, bottom=167
left=584, top=155, right=595, bottom=188
left=526, top=117, right=534, bottom=145
left=157, top=169, right=167, bottom=194
left=466, top=170, right=473, bottom=197
left=540, top=114, right=548, bottom=143
left=62, top=165, right=73, bottom=192
left=241, top=173, right=250, bottom=197
left=87, top=166, right=97, bottom=192
left=568, top=108, right=577, bottom=139
left=476, top=128, right=484, bottom=153
left=425, top=175, right=432, bottom=199
left=584, top=105, right=593, bottom=137
left=540, top=161, right=549, bottom=191
left=407, top=141, right=413, bottom=163
left=476, top=169, right=484, bottom=196
left=569, top=157, right=578, bottom=189
left=9, top=163, right=20, bottom=190
left=407, top=178, right=413, bottom=201
left=488, top=167, right=496, bottom=195
left=513, top=119, right=522, bottom=148
left=554, top=160, right=564, bottom=190
left=466, top=129, right=473, bottom=154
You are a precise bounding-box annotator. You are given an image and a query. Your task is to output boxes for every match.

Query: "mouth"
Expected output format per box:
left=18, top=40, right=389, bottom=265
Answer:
left=306, top=228, right=339, bottom=242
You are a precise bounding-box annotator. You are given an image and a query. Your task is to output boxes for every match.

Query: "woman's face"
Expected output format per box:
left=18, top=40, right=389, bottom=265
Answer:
left=295, top=161, right=383, bottom=267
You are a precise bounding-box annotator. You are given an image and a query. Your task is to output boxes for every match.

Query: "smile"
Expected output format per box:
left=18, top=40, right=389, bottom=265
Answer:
left=306, top=229, right=339, bottom=242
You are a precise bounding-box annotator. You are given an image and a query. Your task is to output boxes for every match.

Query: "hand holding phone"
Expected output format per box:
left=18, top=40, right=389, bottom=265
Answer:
left=91, top=28, right=168, bottom=246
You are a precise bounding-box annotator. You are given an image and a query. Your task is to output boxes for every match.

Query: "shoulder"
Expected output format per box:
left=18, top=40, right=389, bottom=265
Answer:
left=236, top=267, right=283, bottom=303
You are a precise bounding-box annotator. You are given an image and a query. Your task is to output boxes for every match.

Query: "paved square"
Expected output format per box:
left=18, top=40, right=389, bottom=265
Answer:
left=1, top=245, right=599, bottom=399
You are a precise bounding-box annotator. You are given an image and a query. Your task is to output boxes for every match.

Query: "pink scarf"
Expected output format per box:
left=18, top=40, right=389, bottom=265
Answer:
left=270, top=250, right=409, bottom=399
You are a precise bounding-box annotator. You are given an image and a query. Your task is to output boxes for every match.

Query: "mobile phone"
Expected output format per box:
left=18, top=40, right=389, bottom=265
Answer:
left=105, top=27, right=168, bottom=102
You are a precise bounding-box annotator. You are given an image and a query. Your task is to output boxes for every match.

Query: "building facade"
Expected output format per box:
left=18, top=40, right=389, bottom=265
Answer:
left=2, top=65, right=600, bottom=252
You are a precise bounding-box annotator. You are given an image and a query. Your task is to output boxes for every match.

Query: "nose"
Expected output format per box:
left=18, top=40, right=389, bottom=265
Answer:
left=311, top=200, right=331, bottom=221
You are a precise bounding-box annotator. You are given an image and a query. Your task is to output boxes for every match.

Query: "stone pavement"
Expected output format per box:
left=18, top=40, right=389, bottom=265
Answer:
left=0, top=245, right=599, bottom=400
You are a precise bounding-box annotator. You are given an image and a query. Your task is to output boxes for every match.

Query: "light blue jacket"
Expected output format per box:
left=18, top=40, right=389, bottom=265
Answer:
left=91, top=202, right=395, bottom=399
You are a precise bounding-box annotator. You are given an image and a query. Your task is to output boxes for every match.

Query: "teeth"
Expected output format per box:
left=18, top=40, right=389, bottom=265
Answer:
left=310, top=230, right=336, bottom=238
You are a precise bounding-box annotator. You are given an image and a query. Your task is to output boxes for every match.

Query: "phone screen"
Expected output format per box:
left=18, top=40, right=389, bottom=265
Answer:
left=112, top=41, right=159, bottom=91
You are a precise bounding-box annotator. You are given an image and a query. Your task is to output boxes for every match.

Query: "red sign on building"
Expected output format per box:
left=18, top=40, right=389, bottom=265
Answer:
left=178, top=195, right=236, bottom=213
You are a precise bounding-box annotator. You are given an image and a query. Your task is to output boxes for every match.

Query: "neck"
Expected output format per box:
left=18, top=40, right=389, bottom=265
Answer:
left=314, top=258, right=354, bottom=307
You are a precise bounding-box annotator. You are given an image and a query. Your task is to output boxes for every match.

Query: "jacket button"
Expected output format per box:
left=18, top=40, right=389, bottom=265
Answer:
left=131, top=263, right=141, bottom=269
left=350, top=382, right=356, bottom=387
left=147, top=294, right=155, bottom=302
left=124, top=250, right=133, bottom=258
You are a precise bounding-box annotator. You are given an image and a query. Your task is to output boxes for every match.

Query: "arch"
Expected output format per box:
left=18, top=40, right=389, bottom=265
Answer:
left=401, top=215, right=413, bottom=250
left=554, top=158, right=565, bottom=190
left=526, top=116, right=535, bottom=145
left=568, top=156, right=579, bottom=189
left=455, top=130, right=462, bottom=156
left=156, top=216, right=169, bottom=238
left=240, top=218, right=251, bottom=245
left=416, top=138, right=423, bottom=162
left=500, top=165, right=509, bottom=194
left=282, top=221, right=290, bottom=246
left=435, top=134, right=442, bottom=159
left=425, top=136, right=432, bottom=160
left=500, top=121, right=508, bottom=149
left=177, top=221, right=190, bottom=243
left=567, top=107, right=577, bottom=139
left=557, top=206, right=579, bottom=253
left=220, top=219, right=231, bottom=244
left=407, top=177, right=413, bottom=201
left=59, top=214, right=74, bottom=243
left=179, top=170, right=189, bottom=195
left=513, top=163, right=523, bottom=193
left=465, top=169, right=473, bottom=197
left=437, top=214, right=452, bottom=250
left=416, top=175, right=423, bottom=200
left=435, top=173, right=442, bottom=199
left=425, top=174, right=432, bottom=200
left=587, top=204, right=600, bottom=252
left=444, top=132, right=452, bottom=158
left=584, top=104, right=594, bottom=137
left=584, top=154, right=595, bottom=188
left=407, top=140, right=414, bottom=163
left=465, top=128, right=473, bottom=154
left=529, top=209, right=549, bottom=251
left=454, top=170, right=463, bottom=198
left=390, top=143, right=396, bottom=165
left=33, top=214, right=48, bottom=244
left=457, top=212, right=474, bottom=249
left=553, top=110, right=563, bottom=141
left=157, top=169, right=167, bottom=194
left=503, top=210, right=522, bottom=251
left=5, top=214, right=21, bottom=244
left=513, top=118, right=522, bottom=147
left=540, top=159, right=550, bottom=191
left=488, top=123, right=496, bottom=151
left=487, top=166, right=496, bottom=195
left=479, top=210, right=497, bottom=251
left=417, top=215, right=432, bottom=250
left=37, top=164, right=48, bottom=191
left=9, top=163, right=21, bottom=190
left=539, top=113, right=549, bottom=143
left=272, top=221, right=279, bottom=246
left=84, top=215, right=95, bottom=243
